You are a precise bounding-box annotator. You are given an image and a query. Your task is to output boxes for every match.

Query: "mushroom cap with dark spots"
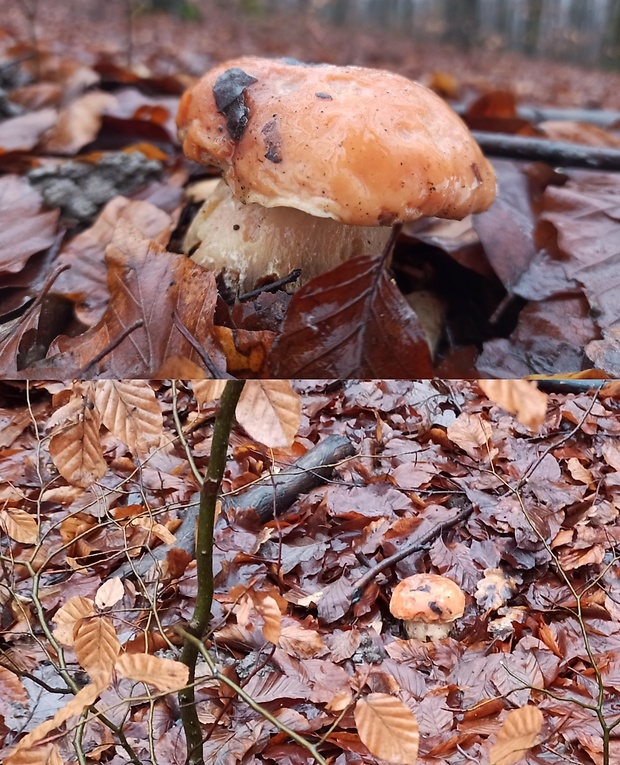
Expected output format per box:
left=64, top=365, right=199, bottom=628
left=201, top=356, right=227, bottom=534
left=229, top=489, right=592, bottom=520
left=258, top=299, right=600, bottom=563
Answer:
left=177, top=56, right=496, bottom=227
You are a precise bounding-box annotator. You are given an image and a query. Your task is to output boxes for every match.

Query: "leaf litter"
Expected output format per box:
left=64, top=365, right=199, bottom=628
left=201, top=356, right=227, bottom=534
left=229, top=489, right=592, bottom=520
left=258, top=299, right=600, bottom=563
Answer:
left=0, top=379, right=619, bottom=763
left=0, top=2, right=620, bottom=376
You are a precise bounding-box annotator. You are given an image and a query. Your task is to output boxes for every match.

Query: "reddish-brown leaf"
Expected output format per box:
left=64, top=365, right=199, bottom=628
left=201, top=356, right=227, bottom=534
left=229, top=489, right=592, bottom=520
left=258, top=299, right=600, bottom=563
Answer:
left=270, top=254, right=434, bottom=377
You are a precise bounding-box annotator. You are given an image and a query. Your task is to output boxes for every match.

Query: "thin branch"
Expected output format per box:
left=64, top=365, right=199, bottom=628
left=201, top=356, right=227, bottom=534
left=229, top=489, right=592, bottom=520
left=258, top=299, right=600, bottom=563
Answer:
left=178, top=629, right=329, bottom=765
left=172, top=310, right=230, bottom=378
left=473, top=130, right=620, bottom=170
left=178, top=380, right=245, bottom=765
left=238, top=268, right=302, bottom=301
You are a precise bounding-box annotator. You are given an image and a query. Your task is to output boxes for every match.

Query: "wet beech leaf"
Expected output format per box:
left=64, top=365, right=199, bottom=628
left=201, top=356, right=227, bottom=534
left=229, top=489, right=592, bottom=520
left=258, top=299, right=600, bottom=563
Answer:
left=270, top=254, right=434, bottom=377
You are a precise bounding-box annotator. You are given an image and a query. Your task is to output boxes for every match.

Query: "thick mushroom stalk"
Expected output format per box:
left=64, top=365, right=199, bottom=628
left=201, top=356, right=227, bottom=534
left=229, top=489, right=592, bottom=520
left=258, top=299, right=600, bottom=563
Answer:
left=184, top=181, right=391, bottom=293
left=177, top=56, right=497, bottom=294
left=389, top=573, right=465, bottom=641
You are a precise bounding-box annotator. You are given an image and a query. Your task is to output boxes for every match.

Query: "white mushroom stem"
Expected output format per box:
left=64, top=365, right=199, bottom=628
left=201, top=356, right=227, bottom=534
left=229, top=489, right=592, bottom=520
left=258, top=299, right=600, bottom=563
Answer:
left=183, top=181, right=392, bottom=295
left=403, top=620, right=454, bottom=641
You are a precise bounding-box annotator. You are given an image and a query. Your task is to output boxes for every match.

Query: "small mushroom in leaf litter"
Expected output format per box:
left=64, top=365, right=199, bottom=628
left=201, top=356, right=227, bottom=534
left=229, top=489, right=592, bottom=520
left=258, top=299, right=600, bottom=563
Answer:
left=177, top=56, right=496, bottom=295
left=390, top=573, right=466, bottom=641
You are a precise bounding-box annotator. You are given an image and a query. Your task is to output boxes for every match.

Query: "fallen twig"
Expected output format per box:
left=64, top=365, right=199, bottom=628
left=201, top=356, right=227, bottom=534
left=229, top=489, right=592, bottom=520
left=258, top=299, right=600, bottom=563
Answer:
left=350, top=500, right=474, bottom=604
left=473, top=131, right=620, bottom=170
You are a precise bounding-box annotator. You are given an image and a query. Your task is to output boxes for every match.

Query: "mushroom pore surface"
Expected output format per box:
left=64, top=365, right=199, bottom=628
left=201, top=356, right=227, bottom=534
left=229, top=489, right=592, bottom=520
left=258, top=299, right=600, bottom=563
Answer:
left=177, top=56, right=497, bottom=227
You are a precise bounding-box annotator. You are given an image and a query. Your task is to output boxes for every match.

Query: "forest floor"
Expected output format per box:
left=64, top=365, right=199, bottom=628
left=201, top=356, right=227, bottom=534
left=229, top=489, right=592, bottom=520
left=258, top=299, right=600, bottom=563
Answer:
left=1, top=0, right=620, bottom=377
left=1, top=379, right=620, bottom=765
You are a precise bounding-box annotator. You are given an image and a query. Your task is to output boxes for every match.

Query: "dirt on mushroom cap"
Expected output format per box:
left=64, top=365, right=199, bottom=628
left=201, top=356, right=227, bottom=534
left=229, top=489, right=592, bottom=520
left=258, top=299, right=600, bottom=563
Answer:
left=177, top=56, right=497, bottom=227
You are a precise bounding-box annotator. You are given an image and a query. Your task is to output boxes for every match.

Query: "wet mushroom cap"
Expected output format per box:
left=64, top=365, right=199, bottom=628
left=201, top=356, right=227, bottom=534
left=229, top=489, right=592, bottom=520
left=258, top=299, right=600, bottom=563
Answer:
left=390, top=573, right=465, bottom=623
left=177, top=56, right=496, bottom=227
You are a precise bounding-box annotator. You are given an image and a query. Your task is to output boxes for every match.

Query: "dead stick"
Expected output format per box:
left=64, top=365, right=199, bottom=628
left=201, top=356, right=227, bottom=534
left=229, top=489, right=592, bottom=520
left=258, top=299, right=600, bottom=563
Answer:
left=114, top=434, right=355, bottom=579
left=473, top=131, right=620, bottom=170
left=222, top=434, right=356, bottom=522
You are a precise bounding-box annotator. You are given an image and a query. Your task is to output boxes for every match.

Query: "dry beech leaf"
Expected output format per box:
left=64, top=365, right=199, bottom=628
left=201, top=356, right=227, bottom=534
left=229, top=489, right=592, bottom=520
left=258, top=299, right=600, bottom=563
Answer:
left=9, top=673, right=109, bottom=755
left=447, top=412, right=493, bottom=457
left=95, top=577, right=125, bottom=610
left=5, top=743, right=63, bottom=765
left=115, top=653, right=189, bottom=693
left=258, top=595, right=282, bottom=645
left=48, top=391, right=107, bottom=488
left=566, top=457, right=593, bottom=485
left=479, top=379, right=548, bottom=431
left=489, top=705, right=544, bottom=765
left=0, top=506, right=38, bottom=544
left=94, top=380, right=163, bottom=457
left=42, top=91, right=117, bottom=154
left=278, top=624, right=324, bottom=658
left=354, top=693, right=419, bottom=765
left=74, top=616, right=120, bottom=679
left=130, top=516, right=176, bottom=544
left=235, top=380, right=301, bottom=448
left=193, top=380, right=227, bottom=408
left=0, top=666, right=28, bottom=705
left=0, top=175, right=60, bottom=276
left=52, top=596, right=96, bottom=646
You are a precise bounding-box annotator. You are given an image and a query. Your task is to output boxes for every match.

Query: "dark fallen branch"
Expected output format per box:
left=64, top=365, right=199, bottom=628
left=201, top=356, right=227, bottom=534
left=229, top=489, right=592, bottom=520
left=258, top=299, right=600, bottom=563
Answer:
left=473, top=131, right=620, bottom=170
left=350, top=500, right=474, bottom=605
left=114, top=434, right=355, bottom=579
left=222, top=434, right=356, bottom=522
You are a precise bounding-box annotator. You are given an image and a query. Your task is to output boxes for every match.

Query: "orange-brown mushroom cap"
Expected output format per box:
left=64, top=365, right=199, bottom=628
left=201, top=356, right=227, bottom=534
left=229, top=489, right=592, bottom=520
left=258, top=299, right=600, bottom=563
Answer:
left=177, top=56, right=496, bottom=227
left=390, top=573, right=465, bottom=624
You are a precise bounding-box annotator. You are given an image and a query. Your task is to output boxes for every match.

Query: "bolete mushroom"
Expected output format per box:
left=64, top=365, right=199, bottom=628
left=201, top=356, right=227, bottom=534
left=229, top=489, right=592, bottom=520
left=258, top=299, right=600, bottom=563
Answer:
left=390, top=573, right=465, bottom=641
left=177, top=56, right=496, bottom=294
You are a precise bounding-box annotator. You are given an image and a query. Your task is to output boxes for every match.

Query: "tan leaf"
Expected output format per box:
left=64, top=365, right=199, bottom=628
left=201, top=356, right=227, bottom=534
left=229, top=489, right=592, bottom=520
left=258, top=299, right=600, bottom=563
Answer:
left=326, top=689, right=353, bottom=712
left=42, top=91, right=117, bottom=154
left=193, top=380, right=227, bottom=408
left=48, top=392, right=106, bottom=488
left=354, top=693, right=419, bottom=765
left=52, top=596, right=96, bottom=646
left=0, top=507, right=38, bottom=544
left=39, top=485, right=85, bottom=504
left=278, top=624, right=324, bottom=658
left=74, top=616, right=120, bottom=679
left=115, top=653, right=189, bottom=693
left=489, top=705, right=544, bottom=765
left=258, top=595, right=282, bottom=645
left=95, top=577, right=125, bottom=610
left=602, top=442, right=620, bottom=472
left=130, top=517, right=176, bottom=545
left=0, top=666, right=28, bottom=704
left=235, top=381, right=301, bottom=448
left=5, top=742, right=63, bottom=765
left=566, top=457, right=593, bottom=485
left=9, top=674, right=109, bottom=754
left=94, top=380, right=163, bottom=457
left=447, top=412, right=493, bottom=457
left=478, top=380, right=547, bottom=431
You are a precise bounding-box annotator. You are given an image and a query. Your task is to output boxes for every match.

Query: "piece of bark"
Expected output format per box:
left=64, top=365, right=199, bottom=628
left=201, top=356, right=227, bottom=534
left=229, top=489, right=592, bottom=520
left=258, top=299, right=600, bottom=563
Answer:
left=113, top=434, right=355, bottom=579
